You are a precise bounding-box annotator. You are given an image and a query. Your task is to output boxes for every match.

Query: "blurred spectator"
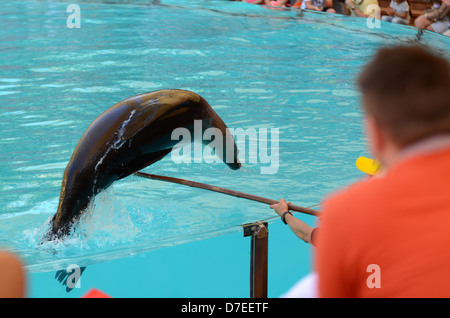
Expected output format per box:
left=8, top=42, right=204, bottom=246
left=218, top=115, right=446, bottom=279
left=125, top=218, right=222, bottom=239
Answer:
left=432, top=0, right=442, bottom=8
left=0, top=251, right=26, bottom=298
left=242, top=0, right=301, bottom=6
left=242, top=0, right=270, bottom=4
left=415, top=0, right=450, bottom=35
left=301, top=0, right=337, bottom=13
left=345, top=0, right=380, bottom=17
left=381, top=0, right=411, bottom=24
left=270, top=0, right=290, bottom=6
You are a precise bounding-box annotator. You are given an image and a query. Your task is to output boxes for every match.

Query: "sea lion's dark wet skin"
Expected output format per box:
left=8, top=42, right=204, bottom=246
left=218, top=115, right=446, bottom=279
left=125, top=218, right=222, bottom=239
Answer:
left=47, top=89, right=241, bottom=240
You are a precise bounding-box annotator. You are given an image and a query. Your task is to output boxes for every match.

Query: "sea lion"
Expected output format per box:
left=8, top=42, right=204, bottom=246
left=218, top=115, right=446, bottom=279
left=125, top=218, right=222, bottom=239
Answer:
left=47, top=89, right=240, bottom=239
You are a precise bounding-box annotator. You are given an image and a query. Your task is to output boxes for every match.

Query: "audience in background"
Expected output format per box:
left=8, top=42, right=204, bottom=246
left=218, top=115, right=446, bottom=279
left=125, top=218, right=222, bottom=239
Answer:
left=242, top=0, right=269, bottom=4
left=237, top=0, right=450, bottom=36
left=381, top=0, right=411, bottom=24
left=301, top=0, right=336, bottom=13
left=415, top=0, right=450, bottom=35
left=344, top=0, right=380, bottom=17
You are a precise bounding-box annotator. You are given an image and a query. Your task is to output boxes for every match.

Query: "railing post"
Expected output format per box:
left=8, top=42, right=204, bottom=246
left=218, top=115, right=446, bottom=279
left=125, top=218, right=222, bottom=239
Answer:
left=243, top=221, right=268, bottom=298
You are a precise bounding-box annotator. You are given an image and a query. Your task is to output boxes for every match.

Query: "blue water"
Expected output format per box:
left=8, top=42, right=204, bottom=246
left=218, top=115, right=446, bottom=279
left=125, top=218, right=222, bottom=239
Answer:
left=1, top=0, right=449, bottom=297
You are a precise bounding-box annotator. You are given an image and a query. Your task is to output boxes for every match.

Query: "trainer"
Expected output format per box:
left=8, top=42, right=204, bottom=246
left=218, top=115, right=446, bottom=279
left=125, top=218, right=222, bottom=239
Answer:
left=316, top=45, right=450, bottom=297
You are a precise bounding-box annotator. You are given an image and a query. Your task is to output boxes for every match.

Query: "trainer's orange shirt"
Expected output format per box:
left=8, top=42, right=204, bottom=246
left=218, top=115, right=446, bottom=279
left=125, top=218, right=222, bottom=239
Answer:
left=316, top=147, right=450, bottom=297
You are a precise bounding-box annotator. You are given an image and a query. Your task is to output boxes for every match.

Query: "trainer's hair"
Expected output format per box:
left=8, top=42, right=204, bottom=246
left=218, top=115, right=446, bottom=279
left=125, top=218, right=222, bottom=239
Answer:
left=358, top=45, right=450, bottom=148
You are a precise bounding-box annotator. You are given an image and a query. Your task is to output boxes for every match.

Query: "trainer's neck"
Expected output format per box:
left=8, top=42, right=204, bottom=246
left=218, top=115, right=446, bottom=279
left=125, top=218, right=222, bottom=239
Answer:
left=390, top=134, right=450, bottom=168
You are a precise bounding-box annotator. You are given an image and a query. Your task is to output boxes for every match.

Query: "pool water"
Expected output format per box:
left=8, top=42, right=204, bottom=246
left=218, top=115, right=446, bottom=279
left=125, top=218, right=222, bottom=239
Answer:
left=1, top=0, right=449, bottom=297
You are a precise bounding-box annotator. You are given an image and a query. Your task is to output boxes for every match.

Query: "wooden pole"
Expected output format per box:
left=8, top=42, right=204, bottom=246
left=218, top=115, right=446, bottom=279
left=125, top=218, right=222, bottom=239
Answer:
left=246, top=222, right=268, bottom=298
left=134, top=172, right=320, bottom=217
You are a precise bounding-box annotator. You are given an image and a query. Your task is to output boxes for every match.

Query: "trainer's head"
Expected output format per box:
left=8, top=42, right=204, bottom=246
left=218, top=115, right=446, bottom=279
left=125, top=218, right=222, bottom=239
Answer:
left=358, top=45, right=450, bottom=167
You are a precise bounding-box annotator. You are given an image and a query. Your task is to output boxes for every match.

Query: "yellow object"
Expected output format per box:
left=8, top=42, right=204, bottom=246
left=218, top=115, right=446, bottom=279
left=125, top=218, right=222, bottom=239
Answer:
left=356, top=156, right=381, bottom=175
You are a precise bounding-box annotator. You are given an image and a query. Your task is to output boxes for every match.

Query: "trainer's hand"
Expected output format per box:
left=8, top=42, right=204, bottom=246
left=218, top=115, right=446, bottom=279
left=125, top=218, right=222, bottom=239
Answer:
left=270, top=198, right=290, bottom=217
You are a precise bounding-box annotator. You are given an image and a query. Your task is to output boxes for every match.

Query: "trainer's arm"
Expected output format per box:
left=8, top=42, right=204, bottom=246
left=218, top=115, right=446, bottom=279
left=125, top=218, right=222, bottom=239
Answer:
left=270, top=199, right=317, bottom=245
